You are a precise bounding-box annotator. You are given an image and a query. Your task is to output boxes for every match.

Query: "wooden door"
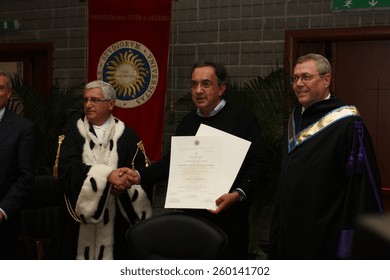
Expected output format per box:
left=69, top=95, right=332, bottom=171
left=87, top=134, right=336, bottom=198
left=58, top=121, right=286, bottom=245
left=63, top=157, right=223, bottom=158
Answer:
left=285, top=27, right=390, bottom=211
left=0, top=42, right=53, bottom=100
left=334, top=41, right=390, bottom=204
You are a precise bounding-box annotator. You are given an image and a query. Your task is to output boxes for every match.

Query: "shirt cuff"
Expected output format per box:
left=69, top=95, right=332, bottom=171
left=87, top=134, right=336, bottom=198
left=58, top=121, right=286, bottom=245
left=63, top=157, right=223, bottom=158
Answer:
left=135, top=170, right=141, bottom=184
left=233, top=188, right=246, bottom=202
left=0, top=208, right=8, bottom=221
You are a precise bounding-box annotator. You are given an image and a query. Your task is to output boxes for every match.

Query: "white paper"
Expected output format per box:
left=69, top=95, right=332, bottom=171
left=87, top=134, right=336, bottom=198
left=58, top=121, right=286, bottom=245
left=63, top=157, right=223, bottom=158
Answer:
left=165, top=124, right=251, bottom=210
left=196, top=124, right=251, bottom=195
left=165, top=136, right=222, bottom=209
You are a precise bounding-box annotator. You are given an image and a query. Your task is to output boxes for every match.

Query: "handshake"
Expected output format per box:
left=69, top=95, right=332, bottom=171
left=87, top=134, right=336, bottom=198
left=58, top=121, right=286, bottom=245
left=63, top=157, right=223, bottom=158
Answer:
left=108, top=167, right=140, bottom=193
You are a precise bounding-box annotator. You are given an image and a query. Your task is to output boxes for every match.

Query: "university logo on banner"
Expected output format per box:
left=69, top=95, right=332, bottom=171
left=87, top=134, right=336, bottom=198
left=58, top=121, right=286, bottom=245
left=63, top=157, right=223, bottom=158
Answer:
left=97, top=40, right=159, bottom=109
left=88, top=0, right=172, bottom=161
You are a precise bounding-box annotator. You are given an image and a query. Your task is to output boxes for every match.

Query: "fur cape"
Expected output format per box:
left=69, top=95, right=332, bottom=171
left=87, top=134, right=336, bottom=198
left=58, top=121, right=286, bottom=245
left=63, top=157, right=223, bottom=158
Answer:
left=74, top=115, right=152, bottom=260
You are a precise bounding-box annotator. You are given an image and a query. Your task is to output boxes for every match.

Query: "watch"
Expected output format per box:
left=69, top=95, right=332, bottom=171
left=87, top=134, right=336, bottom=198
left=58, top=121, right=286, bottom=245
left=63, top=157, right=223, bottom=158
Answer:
left=233, top=188, right=246, bottom=202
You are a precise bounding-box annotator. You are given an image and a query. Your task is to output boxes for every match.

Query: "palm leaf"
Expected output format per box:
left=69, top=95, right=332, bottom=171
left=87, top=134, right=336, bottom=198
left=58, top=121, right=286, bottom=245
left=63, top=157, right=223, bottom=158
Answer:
left=7, top=74, right=82, bottom=174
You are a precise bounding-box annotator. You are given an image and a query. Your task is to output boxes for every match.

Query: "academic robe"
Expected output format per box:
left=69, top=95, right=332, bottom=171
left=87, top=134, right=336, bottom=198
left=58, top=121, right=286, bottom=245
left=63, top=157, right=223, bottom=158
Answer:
left=58, top=114, right=152, bottom=260
left=269, top=97, right=383, bottom=259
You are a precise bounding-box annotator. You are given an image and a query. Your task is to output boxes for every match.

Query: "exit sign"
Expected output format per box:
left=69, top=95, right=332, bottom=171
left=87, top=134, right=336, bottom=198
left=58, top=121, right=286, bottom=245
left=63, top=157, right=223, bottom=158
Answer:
left=332, top=0, right=390, bottom=12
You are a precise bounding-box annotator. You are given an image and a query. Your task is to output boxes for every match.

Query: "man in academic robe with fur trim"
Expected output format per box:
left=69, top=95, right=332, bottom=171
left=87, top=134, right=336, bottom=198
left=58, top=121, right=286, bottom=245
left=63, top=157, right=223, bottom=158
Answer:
left=58, top=80, right=152, bottom=260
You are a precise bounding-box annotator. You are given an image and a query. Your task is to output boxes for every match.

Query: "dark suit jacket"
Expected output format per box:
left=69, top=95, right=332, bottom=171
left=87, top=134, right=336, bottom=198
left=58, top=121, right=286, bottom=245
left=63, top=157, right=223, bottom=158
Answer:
left=0, top=109, right=35, bottom=238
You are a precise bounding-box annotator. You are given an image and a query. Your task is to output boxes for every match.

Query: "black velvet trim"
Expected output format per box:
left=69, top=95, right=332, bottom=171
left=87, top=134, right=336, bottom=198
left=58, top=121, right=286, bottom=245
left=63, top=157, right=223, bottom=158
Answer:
left=118, top=192, right=138, bottom=225
left=131, top=189, right=139, bottom=202
left=90, top=177, right=98, bottom=192
left=103, top=208, right=109, bottom=225
left=93, top=185, right=110, bottom=220
left=80, top=214, right=87, bottom=224
left=89, top=139, right=95, bottom=150
left=98, top=245, right=105, bottom=260
left=84, top=247, right=90, bottom=260
left=109, top=139, right=114, bottom=151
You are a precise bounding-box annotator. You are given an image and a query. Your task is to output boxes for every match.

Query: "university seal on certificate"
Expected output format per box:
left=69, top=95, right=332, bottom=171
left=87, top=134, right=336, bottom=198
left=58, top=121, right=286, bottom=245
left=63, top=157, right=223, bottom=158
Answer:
left=97, top=40, right=159, bottom=108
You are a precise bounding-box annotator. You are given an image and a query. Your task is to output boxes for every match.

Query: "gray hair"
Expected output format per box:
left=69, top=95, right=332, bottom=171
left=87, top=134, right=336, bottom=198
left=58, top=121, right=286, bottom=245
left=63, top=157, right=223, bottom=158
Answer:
left=295, top=53, right=332, bottom=74
left=85, top=80, right=116, bottom=100
left=0, top=71, right=13, bottom=90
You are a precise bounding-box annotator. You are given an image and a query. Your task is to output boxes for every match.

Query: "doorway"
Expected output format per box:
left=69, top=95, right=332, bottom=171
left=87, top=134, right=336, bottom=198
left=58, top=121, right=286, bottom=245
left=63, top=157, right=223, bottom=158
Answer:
left=285, top=26, right=390, bottom=211
left=0, top=42, right=53, bottom=100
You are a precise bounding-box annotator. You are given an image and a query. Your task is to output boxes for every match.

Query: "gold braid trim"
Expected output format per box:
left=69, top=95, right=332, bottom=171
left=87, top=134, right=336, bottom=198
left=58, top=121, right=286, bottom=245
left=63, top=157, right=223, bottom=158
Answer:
left=131, top=141, right=151, bottom=170
left=53, top=135, right=65, bottom=178
left=53, top=135, right=82, bottom=223
left=55, top=137, right=151, bottom=223
left=64, top=194, right=82, bottom=223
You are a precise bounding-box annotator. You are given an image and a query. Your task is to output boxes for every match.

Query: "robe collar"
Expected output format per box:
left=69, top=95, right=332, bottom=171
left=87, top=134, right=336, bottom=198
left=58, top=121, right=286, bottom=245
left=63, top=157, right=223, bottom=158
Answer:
left=288, top=105, right=360, bottom=153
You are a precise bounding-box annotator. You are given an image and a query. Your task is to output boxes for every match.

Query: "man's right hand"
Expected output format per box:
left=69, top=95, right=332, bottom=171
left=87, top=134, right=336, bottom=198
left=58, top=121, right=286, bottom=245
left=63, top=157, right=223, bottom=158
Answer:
left=119, top=168, right=140, bottom=185
left=108, top=168, right=134, bottom=190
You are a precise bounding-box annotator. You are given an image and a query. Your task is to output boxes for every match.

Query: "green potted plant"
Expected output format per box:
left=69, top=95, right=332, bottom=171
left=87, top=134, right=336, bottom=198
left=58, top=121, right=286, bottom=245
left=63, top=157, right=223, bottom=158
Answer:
left=7, top=74, right=83, bottom=174
left=229, top=68, right=293, bottom=257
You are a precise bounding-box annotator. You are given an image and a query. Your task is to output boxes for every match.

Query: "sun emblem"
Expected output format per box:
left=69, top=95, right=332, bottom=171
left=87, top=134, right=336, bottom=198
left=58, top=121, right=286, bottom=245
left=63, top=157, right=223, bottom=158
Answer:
left=97, top=40, right=159, bottom=108
left=105, top=50, right=148, bottom=98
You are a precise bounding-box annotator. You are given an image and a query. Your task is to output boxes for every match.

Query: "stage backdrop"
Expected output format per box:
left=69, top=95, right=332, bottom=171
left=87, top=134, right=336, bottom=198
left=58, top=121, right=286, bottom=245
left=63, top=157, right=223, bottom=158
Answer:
left=88, top=0, right=172, bottom=161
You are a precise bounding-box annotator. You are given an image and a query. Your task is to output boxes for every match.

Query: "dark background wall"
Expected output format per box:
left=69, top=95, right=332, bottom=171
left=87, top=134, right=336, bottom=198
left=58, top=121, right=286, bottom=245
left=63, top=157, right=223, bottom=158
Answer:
left=2, top=0, right=389, bottom=173
left=1, top=0, right=389, bottom=96
left=2, top=0, right=389, bottom=257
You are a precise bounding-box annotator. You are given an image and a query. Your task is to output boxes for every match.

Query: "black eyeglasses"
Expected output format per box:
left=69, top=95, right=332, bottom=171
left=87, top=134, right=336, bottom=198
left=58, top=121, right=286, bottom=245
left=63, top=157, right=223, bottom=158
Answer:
left=290, top=73, right=326, bottom=84
left=82, top=97, right=110, bottom=104
left=189, top=80, right=219, bottom=89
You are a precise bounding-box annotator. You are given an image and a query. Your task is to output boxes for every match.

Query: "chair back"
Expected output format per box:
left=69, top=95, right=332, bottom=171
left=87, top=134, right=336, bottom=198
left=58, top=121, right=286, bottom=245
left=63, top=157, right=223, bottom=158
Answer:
left=125, top=212, right=228, bottom=259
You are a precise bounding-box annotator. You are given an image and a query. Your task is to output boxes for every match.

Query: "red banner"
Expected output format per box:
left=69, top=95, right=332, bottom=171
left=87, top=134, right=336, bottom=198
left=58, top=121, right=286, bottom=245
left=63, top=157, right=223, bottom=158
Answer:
left=88, top=0, right=172, bottom=161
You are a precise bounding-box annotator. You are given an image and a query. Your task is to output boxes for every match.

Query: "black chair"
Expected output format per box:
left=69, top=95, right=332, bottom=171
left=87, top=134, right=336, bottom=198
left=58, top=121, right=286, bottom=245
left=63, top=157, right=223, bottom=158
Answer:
left=18, top=175, right=65, bottom=259
left=125, top=212, right=228, bottom=259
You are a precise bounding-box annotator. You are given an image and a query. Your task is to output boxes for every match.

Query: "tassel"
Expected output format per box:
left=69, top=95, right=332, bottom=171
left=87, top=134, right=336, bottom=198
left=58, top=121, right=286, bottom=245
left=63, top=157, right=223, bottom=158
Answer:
left=355, top=148, right=365, bottom=173
left=354, top=122, right=365, bottom=173
left=346, top=152, right=355, bottom=176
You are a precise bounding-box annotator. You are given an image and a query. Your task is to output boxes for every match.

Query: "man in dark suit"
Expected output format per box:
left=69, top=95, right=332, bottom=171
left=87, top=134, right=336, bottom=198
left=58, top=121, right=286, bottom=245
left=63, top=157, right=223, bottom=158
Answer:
left=0, top=71, right=35, bottom=259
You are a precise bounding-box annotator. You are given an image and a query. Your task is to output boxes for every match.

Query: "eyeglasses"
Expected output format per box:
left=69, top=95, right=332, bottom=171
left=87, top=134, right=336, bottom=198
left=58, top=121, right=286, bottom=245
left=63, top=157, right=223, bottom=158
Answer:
left=189, top=80, right=219, bottom=90
left=290, top=73, right=326, bottom=84
left=82, top=97, right=110, bottom=104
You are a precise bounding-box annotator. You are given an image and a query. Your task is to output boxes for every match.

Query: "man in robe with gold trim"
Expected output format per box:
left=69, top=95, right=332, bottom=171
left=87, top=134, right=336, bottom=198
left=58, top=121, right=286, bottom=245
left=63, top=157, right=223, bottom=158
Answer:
left=58, top=80, right=152, bottom=260
left=269, top=53, right=383, bottom=259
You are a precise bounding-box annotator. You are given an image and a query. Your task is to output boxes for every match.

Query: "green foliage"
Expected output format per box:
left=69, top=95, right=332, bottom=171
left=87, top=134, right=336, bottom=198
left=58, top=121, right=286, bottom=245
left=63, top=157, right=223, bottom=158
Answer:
left=230, top=69, right=289, bottom=202
left=229, top=68, right=292, bottom=253
left=7, top=74, right=83, bottom=175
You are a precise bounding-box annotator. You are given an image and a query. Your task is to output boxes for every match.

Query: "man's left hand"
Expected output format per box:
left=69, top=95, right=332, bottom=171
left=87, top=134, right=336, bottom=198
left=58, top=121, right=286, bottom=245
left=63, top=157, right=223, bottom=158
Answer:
left=208, top=192, right=240, bottom=214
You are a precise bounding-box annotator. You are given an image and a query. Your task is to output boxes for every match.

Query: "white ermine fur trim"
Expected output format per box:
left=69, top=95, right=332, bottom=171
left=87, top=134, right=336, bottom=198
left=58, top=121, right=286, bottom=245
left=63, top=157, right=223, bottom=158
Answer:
left=128, top=185, right=153, bottom=220
left=75, top=164, right=113, bottom=223
left=74, top=115, right=153, bottom=259
left=117, top=184, right=153, bottom=224
left=75, top=116, right=124, bottom=259
left=76, top=195, right=115, bottom=260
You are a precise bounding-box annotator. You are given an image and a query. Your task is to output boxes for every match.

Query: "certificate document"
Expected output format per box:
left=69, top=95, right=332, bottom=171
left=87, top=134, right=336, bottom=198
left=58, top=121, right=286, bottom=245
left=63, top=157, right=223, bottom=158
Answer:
left=165, top=136, right=222, bottom=209
left=165, top=124, right=251, bottom=210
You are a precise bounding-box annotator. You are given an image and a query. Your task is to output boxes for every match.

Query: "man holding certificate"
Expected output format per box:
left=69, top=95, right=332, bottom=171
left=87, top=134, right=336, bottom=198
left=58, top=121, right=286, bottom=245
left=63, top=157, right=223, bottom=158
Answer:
left=130, top=61, right=267, bottom=259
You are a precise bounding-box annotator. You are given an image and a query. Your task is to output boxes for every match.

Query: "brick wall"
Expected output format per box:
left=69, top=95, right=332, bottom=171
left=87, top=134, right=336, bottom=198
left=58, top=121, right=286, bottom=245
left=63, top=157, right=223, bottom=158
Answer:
left=1, top=0, right=389, bottom=143
left=1, top=0, right=389, bottom=256
left=0, top=0, right=390, bottom=97
left=168, top=0, right=390, bottom=98
left=1, top=1, right=389, bottom=95
left=0, top=0, right=86, bottom=88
